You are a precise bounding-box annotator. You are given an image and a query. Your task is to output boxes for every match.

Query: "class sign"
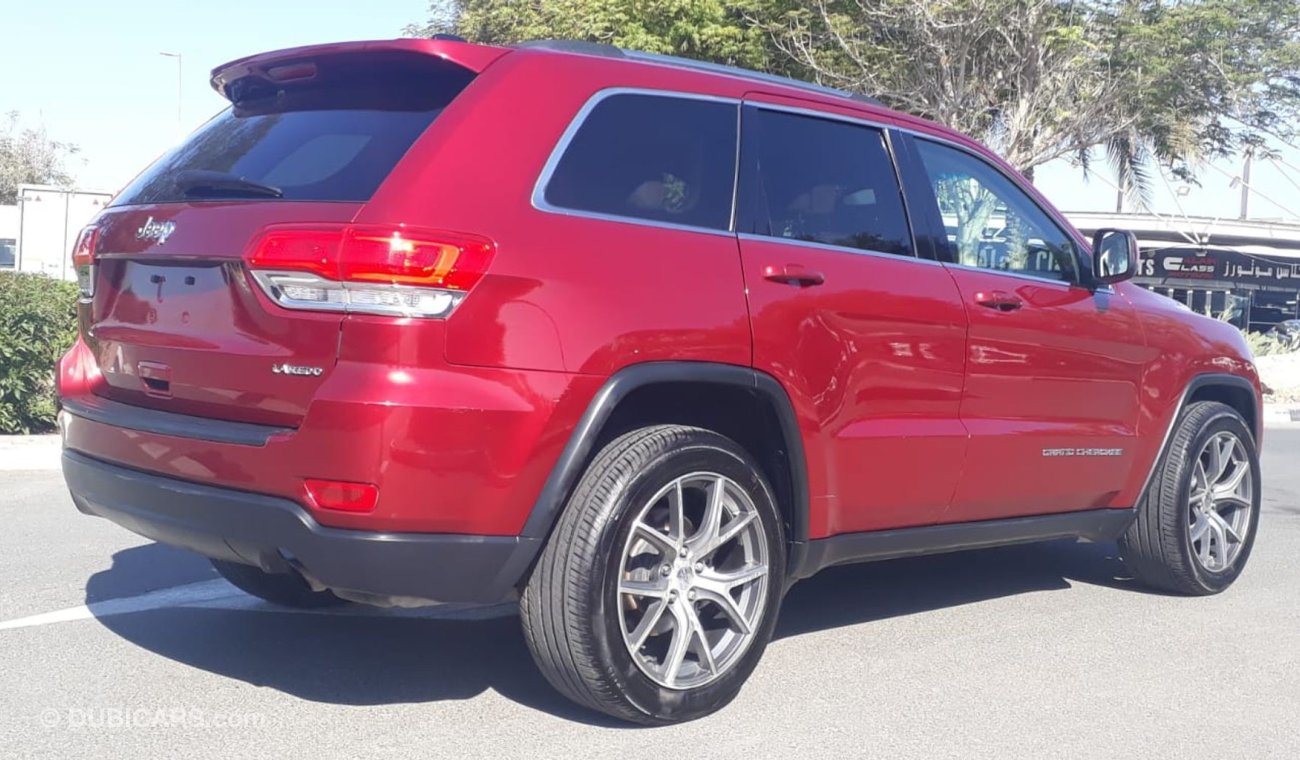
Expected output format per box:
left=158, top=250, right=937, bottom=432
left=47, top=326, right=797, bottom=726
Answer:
left=1138, top=247, right=1300, bottom=284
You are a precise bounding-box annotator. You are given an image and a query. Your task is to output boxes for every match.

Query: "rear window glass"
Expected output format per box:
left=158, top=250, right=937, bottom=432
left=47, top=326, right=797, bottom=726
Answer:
left=541, top=94, right=738, bottom=231
left=113, top=56, right=474, bottom=206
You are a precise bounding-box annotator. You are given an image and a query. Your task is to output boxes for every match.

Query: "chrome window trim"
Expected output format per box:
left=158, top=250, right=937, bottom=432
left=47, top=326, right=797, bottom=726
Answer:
left=737, top=232, right=944, bottom=267
left=943, top=261, right=1079, bottom=288
left=530, top=85, right=1108, bottom=290
left=727, top=101, right=743, bottom=232
left=942, top=261, right=1116, bottom=293
left=746, top=99, right=893, bottom=133
left=530, top=88, right=742, bottom=238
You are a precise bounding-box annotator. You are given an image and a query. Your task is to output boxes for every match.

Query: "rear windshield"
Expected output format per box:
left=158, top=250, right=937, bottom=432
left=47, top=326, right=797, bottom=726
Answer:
left=113, top=55, right=475, bottom=206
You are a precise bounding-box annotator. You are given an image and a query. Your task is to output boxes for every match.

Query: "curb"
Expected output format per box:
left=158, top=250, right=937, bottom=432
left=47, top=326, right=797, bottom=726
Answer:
left=1263, top=404, right=1300, bottom=425
left=0, top=434, right=62, bottom=471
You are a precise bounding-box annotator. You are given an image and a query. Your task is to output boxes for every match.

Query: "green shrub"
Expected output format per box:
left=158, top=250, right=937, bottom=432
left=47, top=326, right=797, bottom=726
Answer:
left=1244, top=330, right=1293, bottom=358
left=0, top=272, right=79, bottom=434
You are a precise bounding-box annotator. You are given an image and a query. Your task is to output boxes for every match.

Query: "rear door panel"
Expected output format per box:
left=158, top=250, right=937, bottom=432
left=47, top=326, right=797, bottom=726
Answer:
left=737, top=97, right=970, bottom=537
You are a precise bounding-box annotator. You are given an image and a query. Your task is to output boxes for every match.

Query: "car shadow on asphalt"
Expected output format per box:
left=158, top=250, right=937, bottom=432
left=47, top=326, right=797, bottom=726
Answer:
left=85, top=537, right=1143, bottom=727
left=83, top=541, right=219, bottom=603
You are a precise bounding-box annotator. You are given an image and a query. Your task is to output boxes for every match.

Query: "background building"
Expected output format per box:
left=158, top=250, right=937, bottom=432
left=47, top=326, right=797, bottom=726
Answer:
left=0, top=185, right=112, bottom=281
left=0, top=204, right=17, bottom=269
left=1071, top=213, right=1300, bottom=332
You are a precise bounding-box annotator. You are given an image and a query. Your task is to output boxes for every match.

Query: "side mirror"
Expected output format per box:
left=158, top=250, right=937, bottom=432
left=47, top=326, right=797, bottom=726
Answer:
left=1091, top=228, right=1138, bottom=286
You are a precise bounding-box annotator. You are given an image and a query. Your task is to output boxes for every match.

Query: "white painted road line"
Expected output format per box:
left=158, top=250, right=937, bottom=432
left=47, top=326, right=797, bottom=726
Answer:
left=0, top=579, right=518, bottom=632
left=0, top=580, right=244, bottom=631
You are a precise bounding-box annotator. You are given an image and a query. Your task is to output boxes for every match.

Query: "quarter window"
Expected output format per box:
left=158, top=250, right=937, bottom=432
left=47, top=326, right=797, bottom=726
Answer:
left=739, top=108, right=913, bottom=257
left=542, top=94, right=738, bottom=231
left=914, top=139, right=1079, bottom=282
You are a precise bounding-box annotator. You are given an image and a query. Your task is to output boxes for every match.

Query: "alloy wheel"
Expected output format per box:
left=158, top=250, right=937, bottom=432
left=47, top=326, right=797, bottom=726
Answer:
left=616, top=472, right=770, bottom=690
left=1187, top=431, right=1253, bottom=572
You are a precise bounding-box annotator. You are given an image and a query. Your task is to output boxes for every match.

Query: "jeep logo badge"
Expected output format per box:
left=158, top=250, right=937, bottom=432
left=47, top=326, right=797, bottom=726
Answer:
left=272, top=363, right=324, bottom=377
left=135, top=216, right=177, bottom=244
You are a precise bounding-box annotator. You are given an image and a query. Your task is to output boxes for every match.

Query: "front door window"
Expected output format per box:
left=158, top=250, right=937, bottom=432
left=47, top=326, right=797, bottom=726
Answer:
left=914, top=139, right=1079, bottom=283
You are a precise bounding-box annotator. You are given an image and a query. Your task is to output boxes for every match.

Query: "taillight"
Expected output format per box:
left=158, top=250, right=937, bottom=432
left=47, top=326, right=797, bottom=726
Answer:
left=247, top=225, right=494, bottom=318
left=71, top=226, right=100, bottom=299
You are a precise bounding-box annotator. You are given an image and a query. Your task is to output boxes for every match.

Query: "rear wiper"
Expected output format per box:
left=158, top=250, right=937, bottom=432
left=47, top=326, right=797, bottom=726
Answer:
left=175, top=170, right=283, bottom=199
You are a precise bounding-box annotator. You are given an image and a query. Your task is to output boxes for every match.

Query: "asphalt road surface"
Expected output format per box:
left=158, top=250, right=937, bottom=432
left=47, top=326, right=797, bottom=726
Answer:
left=3, top=428, right=1298, bottom=759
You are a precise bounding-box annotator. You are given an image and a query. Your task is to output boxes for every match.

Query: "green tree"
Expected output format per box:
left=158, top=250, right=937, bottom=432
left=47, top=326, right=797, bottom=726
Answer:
left=765, top=1, right=1299, bottom=194
left=1107, top=0, right=1300, bottom=192
left=0, top=112, right=79, bottom=205
left=407, top=0, right=779, bottom=69
left=409, top=0, right=1300, bottom=200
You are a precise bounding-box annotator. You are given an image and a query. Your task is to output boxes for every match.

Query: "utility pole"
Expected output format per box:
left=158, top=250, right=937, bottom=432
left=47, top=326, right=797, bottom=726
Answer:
left=1239, top=147, right=1253, bottom=220
left=159, top=52, right=183, bottom=134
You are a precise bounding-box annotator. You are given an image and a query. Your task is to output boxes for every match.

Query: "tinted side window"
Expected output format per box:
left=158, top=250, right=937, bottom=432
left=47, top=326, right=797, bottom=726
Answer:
left=740, top=108, right=913, bottom=256
left=913, top=139, right=1079, bottom=282
left=543, top=94, right=738, bottom=231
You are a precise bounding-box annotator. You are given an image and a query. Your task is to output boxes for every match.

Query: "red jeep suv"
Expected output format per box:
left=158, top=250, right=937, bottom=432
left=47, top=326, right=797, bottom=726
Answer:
left=58, top=38, right=1263, bottom=724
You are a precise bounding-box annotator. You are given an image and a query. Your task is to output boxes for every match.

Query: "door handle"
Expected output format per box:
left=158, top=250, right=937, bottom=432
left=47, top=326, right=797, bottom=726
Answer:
left=974, top=290, right=1023, bottom=312
left=763, top=264, right=825, bottom=287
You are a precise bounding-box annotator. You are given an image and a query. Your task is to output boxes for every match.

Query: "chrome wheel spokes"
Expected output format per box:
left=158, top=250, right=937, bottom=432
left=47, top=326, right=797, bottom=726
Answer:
left=1187, top=431, right=1252, bottom=572
left=617, top=473, right=769, bottom=690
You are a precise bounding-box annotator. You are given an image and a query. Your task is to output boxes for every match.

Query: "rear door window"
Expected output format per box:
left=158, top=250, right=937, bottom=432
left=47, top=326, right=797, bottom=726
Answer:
left=112, top=56, right=475, bottom=206
left=540, top=93, right=739, bottom=232
left=738, top=107, right=914, bottom=257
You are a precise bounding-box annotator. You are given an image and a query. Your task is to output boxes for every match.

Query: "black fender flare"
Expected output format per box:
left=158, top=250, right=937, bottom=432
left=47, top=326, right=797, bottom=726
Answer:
left=1136, top=372, right=1260, bottom=501
left=519, top=362, right=811, bottom=550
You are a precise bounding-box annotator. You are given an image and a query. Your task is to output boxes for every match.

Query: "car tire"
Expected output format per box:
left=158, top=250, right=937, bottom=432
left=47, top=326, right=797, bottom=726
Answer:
left=1120, top=401, right=1261, bottom=595
left=210, top=558, right=348, bottom=608
left=520, top=425, right=785, bottom=725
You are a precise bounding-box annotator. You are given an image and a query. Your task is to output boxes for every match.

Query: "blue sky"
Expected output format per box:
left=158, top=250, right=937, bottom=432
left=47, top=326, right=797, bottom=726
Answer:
left=3, top=0, right=428, bottom=192
left=5, top=0, right=1298, bottom=223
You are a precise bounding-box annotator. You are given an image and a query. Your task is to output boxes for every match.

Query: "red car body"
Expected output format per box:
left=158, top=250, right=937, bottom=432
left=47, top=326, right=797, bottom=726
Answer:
left=58, top=39, right=1261, bottom=606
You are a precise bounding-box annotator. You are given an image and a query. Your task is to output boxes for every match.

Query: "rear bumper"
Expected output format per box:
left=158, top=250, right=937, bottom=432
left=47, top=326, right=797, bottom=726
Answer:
left=57, top=336, right=604, bottom=535
left=63, top=450, right=540, bottom=604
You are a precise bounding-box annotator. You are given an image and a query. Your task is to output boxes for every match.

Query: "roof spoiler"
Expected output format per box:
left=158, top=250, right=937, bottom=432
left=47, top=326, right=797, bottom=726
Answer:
left=210, top=39, right=508, bottom=102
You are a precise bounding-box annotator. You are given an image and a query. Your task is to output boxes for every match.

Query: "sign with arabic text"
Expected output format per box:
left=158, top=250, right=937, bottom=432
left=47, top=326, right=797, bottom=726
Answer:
left=1137, top=248, right=1300, bottom=286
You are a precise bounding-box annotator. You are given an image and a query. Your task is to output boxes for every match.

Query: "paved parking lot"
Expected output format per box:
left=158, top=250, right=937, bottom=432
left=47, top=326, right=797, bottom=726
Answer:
left=3, top=428, right=1298, bottom=759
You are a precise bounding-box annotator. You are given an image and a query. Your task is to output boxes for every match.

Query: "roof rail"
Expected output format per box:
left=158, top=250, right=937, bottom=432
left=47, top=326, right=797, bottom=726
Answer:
left=622, top=50, right=883, bottom=107
left=515, top=39, right=626, bottom=58
left=514, top=40, right=883, bottom=107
